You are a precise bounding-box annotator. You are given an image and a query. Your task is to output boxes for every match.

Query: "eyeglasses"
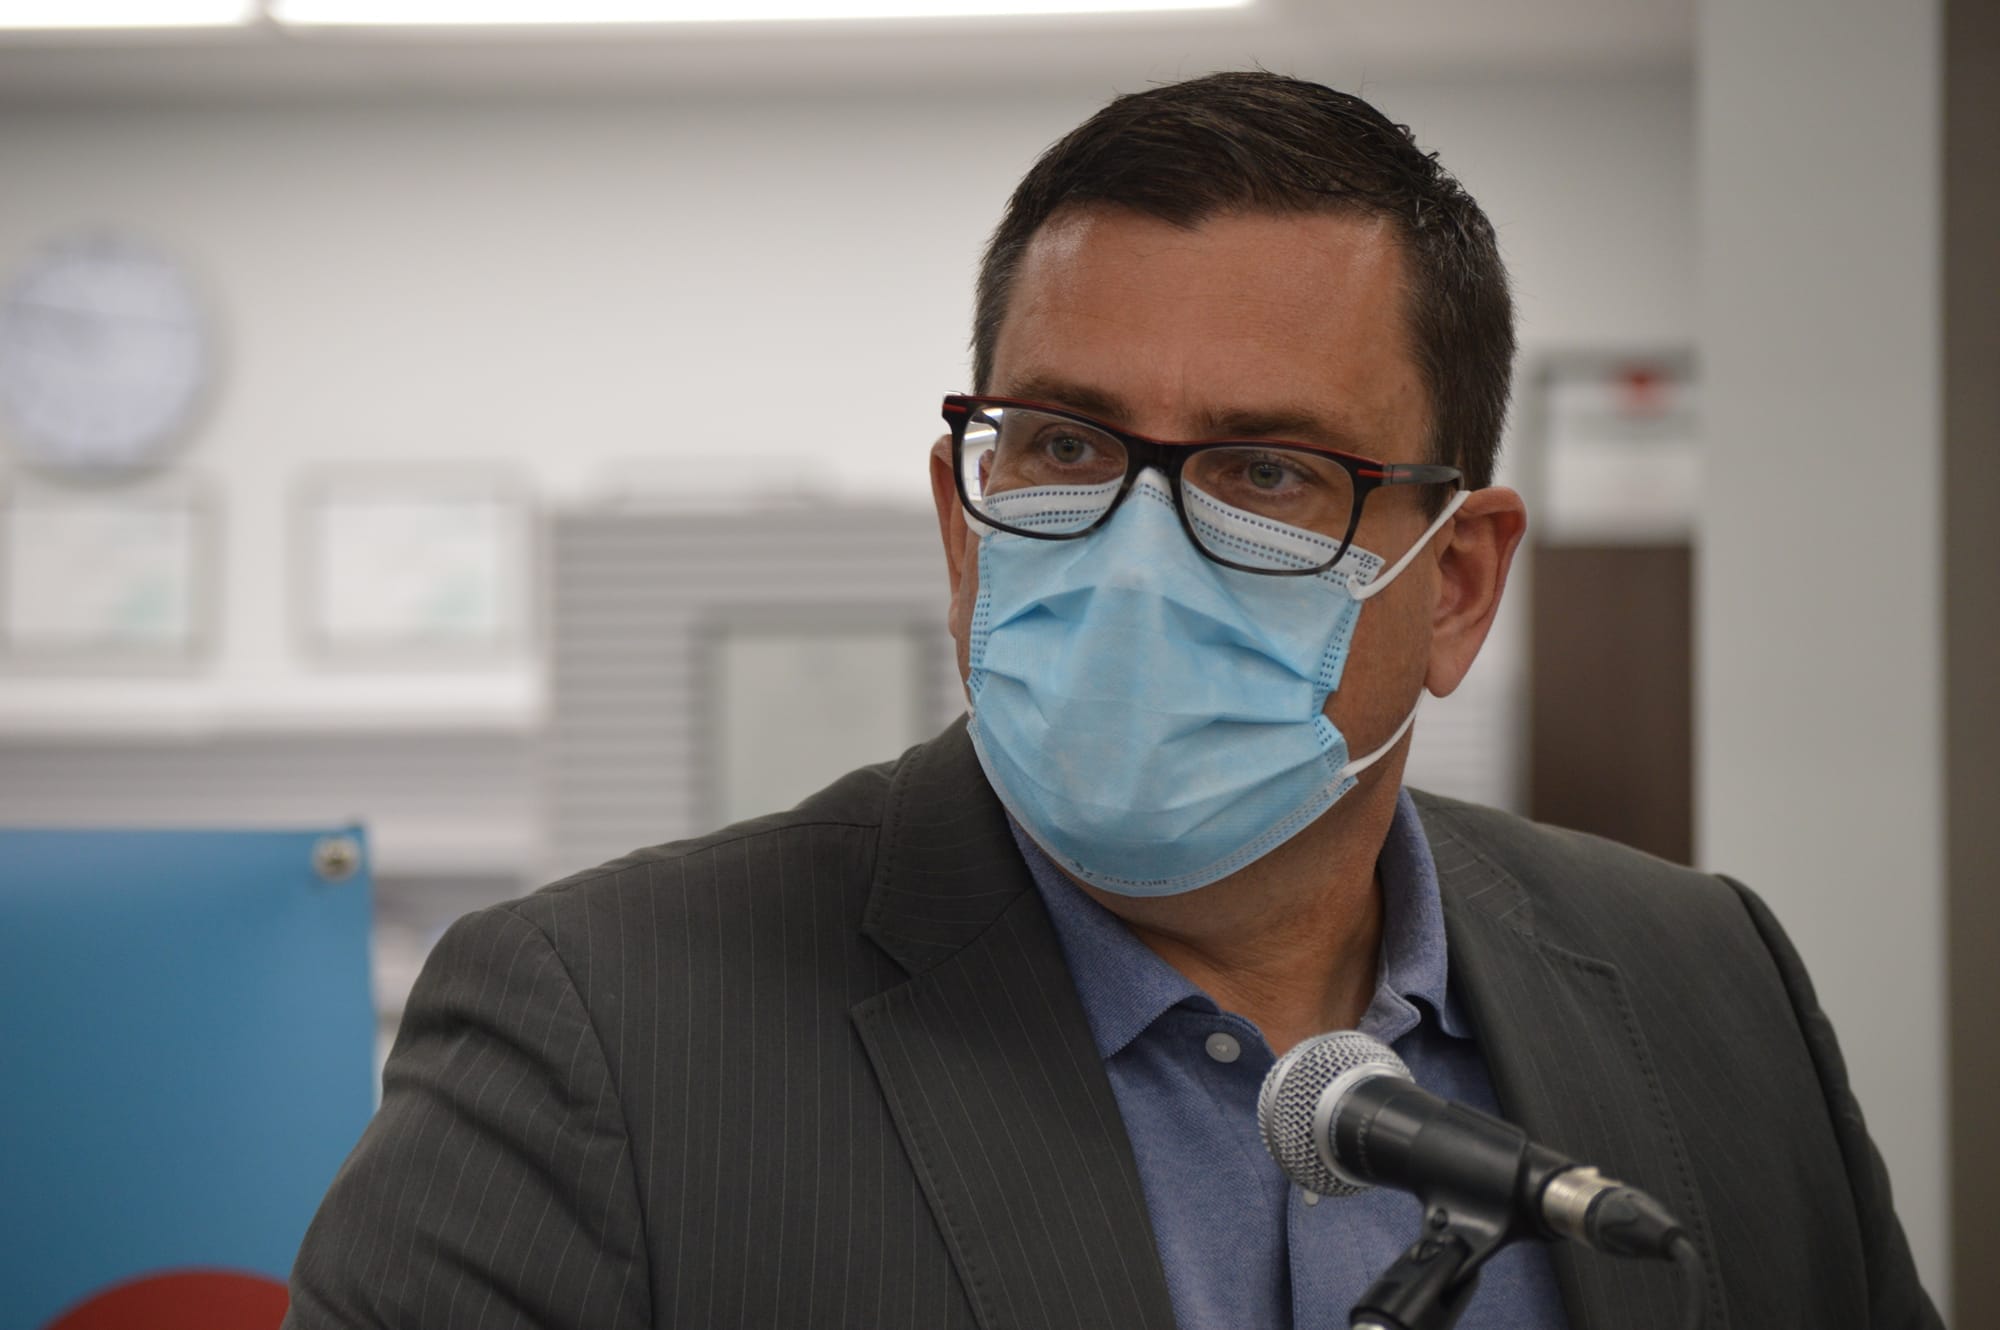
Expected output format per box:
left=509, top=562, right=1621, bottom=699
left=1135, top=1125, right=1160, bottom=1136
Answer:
left=941, top=394, right=1463, bottom=576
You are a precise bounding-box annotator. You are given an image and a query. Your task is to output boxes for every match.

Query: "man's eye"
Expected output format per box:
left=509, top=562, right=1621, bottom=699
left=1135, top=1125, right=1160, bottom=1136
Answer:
left=1246, top=459, right=1290, bottom=489
left=1044, top=432, right=1093, bottom=463
left=1232, top=454, right=1308, bottom=491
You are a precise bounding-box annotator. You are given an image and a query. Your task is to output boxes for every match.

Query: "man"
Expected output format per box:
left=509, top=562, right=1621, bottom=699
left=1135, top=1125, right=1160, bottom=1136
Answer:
left=286, top=73, right=1940, bottom=1329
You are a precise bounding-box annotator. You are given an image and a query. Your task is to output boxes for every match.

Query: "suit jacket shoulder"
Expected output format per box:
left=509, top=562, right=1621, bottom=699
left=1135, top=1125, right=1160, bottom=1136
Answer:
left=287, top=727, right=1174, bottom=1330
left=288, top=743, right=988, bottom=1330
left=1414, top=788, right=1742, bottom=947
left=1413, top=789, right=1939, bottom=1330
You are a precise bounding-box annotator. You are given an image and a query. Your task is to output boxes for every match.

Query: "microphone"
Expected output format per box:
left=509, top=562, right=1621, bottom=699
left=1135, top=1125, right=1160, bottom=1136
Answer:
left=1257, top=1030, right=1687, bottom=1261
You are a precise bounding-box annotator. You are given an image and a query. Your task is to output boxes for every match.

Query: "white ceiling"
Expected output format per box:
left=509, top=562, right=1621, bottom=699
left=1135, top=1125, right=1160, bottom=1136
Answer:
left=0, top=0, right=1690, bottom=105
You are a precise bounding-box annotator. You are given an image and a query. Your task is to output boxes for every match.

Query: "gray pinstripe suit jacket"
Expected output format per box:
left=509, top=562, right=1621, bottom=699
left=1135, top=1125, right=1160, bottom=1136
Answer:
left=285, top=720, right=1940, bottom=1330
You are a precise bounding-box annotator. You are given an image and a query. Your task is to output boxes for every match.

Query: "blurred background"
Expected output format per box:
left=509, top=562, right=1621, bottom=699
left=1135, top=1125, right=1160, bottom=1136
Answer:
left=0, top=0, right=1989, bottom=1324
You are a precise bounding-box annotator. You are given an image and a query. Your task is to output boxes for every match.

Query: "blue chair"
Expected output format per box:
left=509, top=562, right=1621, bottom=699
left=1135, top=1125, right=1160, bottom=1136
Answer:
left=0, top=827, right=376, bottom=1330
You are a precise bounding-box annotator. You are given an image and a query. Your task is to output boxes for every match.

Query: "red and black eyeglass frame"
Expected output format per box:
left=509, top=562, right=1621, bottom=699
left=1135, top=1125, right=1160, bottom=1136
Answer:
left=941, top=393, right=1463, bottom=576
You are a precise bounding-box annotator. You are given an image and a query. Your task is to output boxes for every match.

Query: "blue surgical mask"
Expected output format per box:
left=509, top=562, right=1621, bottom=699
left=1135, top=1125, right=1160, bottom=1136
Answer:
left=966, top=472, right=1466, bottom=897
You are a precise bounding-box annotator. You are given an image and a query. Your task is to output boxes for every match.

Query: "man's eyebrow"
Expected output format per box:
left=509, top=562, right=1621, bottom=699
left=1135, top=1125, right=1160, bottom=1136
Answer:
left=1000, top=373, right=1131, bottom=424
left=1194, top=406, right=1362, bottom=451
left=999, top=372, right=1365, bottom=451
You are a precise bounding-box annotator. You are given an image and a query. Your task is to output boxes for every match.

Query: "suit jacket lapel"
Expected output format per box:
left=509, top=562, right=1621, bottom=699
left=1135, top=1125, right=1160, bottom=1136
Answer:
left=852, top=723, right=1178, bottom=1330
left=1423, top=804, right=1727, bottom=1330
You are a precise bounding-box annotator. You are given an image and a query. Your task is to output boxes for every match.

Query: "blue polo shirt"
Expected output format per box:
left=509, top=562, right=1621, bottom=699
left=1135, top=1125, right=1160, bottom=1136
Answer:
left=1012, top=789, right=1571, bottom=1330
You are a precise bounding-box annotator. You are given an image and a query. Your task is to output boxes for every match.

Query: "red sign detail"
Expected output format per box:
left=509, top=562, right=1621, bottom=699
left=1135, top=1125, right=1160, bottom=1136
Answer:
left=1617, top=364, right=1669, bottom=415
left=45, top=1269, right=288, bottom=1330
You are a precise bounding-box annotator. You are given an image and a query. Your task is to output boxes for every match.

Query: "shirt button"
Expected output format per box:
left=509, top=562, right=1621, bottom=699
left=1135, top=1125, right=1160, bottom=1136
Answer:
left=1204, top=1032, right=1241, bottom=1063
left=1302, top=1189, right=1322, bottom=1207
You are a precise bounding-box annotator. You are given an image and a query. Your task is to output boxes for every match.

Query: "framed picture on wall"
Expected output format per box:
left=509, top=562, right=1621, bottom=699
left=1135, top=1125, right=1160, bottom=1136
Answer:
left=1526, top=350, right=1699, bottom=546
left=0, top=482, right=212, bottom=664
left=698, top=609, right=941, bottom=830
left=296, top=471, right=533, bottom=660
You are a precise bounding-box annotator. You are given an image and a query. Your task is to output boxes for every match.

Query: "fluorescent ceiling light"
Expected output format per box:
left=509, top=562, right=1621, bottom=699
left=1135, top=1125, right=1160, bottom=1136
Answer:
left=273, top=0, right=1248, bottom=24
left=0, top=0, right=255, bottom=26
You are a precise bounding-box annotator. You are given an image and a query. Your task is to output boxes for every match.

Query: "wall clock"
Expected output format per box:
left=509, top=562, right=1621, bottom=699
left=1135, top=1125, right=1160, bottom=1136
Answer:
left=0, top=233, right=213, bottom=477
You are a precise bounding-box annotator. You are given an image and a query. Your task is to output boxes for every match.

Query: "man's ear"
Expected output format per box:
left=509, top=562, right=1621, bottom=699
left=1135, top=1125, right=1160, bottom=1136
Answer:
left=930, top=433, right=972, bottom=594
left=1425, top=486, right=1528, bottom=698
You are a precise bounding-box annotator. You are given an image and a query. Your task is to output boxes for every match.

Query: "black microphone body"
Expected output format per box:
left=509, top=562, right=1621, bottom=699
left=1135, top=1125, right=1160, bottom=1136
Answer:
left=1332, top=1074, right=1567, bottom=1242
left=1260, top=1030, right=1688, bottom=1261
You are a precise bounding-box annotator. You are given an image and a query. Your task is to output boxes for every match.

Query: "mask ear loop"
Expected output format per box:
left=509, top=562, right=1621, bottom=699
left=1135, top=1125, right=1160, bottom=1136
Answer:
left=1336, top=701, right=1421, bottom=781
left=1346, top=488, right=1472, bottom=601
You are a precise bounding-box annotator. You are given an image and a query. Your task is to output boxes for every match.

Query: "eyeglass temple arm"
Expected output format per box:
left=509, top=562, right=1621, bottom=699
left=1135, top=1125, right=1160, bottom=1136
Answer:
left=1364, top=463, right=1464, bottom=487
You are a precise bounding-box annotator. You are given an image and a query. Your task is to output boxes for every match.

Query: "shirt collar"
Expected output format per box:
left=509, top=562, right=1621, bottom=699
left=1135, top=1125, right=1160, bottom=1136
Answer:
left=1372, top=786, right=1470, bottom=1042
left=1014, top=787, right=1469, bottom=1061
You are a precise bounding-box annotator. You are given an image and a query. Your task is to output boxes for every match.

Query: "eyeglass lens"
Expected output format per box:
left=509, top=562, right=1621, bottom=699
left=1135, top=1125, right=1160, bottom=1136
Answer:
left=959, top=403, right=1359, bottom=573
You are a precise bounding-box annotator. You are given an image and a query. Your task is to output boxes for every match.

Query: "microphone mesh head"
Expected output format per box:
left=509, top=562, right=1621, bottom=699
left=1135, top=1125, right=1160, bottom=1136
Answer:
left=1257, top=1030, right=1412, bottom=1197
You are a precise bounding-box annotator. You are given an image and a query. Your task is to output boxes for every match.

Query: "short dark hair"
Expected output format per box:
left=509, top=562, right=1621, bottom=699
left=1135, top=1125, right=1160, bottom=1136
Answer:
left=973, top=71, right=1515, bottom=493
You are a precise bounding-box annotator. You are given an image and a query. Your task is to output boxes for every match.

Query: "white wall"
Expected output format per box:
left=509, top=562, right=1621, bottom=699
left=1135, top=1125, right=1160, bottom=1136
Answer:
left=0, top=70, right=1694, bottom=756
left=1698, top=0, right=1947, bottom=1302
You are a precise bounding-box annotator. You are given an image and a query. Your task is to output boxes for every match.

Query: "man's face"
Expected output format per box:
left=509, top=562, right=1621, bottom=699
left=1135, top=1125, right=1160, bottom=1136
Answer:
left=936, top=205, right=1450, bottom=762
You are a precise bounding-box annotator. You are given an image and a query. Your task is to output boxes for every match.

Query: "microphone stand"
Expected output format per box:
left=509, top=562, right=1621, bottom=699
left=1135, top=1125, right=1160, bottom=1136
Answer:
left=1348, top=1223, right=1484, bottom=1330
left=1346, top=1125, right=1539, bottom=1330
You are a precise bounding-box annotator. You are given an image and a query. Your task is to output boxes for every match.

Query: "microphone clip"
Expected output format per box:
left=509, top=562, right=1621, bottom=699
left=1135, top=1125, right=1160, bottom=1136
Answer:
left=1341, top=1083, right=1563, bottom=1330
left=1347, top=1226, right=1482, bottom=1330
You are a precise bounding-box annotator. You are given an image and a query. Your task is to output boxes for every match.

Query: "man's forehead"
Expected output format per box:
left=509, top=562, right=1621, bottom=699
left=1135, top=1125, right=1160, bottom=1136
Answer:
left=988, top=207, right=1425, bottom=456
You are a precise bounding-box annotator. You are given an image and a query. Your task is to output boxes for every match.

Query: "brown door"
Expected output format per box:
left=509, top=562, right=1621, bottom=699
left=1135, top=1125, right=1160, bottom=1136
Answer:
left=1528, top=543, right=1693, bottom=865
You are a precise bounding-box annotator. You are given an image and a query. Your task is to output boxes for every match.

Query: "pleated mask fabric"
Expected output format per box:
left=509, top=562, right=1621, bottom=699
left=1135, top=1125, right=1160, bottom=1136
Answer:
left=966, top=473, right=1386, bottom=896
